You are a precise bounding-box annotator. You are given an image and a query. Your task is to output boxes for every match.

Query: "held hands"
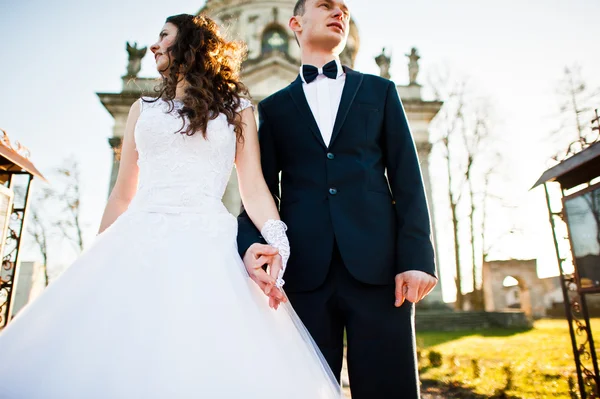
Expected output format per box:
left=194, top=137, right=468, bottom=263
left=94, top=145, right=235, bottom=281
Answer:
left=395, top=270, right=437, bottom=307
left=243, top=243, right=287, bottom=310
left=243, top=243, right=438, bottom=309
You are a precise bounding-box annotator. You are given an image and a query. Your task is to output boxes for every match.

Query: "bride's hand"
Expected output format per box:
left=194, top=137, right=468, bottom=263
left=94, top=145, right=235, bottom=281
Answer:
left=266, top=255, right=286, bottom=310
left=243, top=243, right=287, bottom=309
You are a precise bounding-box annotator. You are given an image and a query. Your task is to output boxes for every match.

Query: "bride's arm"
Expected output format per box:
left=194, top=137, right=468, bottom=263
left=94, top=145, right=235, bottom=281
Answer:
left=235, top=107, right=289, bottom=289
left=98, top=100, right=141, bottom=234
left=235, top=107, right=281, bottom=232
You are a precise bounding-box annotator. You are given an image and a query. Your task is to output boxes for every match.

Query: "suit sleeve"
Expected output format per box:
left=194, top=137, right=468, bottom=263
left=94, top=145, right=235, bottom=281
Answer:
left=236, top=101, right=282, bottom=258
left=382, top=81, right=437, bottom=278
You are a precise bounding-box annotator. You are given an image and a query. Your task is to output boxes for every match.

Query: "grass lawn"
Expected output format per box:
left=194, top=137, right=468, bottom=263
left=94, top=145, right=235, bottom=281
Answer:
left=416, top=318, right=600, bottom=398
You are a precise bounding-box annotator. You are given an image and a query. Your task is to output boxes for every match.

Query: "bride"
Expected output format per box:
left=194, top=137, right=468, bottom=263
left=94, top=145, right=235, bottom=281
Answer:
left=0, top=14, right=341, bottom=399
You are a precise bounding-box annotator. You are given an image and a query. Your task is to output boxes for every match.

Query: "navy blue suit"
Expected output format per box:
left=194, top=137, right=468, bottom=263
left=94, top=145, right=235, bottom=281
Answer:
left=238, top=67, right=436, bottom=398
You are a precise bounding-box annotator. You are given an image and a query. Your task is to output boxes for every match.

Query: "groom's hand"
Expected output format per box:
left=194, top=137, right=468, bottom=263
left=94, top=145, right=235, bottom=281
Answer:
left=394, top=271, right=437, bottom=307
left=243, top=243, right=287, bottom=308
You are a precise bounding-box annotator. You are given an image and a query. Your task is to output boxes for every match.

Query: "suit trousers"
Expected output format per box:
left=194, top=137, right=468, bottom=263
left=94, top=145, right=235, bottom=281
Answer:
left=286, top=242, right=420, bottom=399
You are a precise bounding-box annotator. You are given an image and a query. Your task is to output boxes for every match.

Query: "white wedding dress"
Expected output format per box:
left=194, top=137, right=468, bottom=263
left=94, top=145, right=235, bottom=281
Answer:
left=0, top=98, right=341, bottom=398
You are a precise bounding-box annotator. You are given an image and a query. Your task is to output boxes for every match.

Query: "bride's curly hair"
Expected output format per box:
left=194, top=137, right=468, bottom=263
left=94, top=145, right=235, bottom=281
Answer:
left=149, top=14, right=249, bottom=141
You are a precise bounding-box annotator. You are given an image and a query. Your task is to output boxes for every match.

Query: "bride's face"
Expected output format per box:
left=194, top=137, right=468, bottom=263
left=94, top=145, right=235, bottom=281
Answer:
left=150, top=23, right=178, bottom=74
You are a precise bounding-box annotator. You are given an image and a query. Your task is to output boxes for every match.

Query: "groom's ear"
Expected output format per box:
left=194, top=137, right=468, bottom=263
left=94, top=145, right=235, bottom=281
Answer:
left=289, top=16, right=302, bottom=46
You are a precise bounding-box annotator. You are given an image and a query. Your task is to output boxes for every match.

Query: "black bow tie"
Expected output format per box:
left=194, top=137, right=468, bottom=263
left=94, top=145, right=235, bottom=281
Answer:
left=302, top=60, right=339, bottom=83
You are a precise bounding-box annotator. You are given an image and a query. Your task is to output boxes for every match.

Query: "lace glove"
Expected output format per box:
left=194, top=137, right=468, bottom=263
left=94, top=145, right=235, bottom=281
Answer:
left=260, top=220, right=290, bottom=289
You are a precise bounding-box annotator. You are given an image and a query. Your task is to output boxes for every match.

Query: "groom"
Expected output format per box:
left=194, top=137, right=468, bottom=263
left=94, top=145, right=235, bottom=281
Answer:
left=237, top=0, right=438, bottom=397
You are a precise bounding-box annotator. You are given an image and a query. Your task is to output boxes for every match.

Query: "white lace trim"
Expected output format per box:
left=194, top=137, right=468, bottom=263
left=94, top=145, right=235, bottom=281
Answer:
left=238, top=98, right=253, bottom=112
left=260, top=220, right=290, bottom=289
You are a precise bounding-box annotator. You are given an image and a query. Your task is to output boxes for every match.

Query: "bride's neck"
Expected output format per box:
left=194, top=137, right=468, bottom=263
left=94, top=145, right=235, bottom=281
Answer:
left=175, top=79, right=188, bottom=101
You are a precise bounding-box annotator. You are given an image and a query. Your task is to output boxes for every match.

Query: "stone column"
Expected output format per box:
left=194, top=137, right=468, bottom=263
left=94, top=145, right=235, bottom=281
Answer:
left=397, top=83, right=444, bottom=305
left=416, top=141, right=444, bottom=304
left=108, top=137, right=122, bottom=197
left=98, top=72, right=156, bottom=197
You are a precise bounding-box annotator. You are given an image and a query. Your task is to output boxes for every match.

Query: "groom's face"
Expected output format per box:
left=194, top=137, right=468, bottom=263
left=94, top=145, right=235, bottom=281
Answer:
left=291, top=0, right=350, bottom=54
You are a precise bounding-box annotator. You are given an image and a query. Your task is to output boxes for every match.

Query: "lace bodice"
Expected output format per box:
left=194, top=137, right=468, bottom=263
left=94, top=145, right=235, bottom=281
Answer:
left=128, top=97, right=252, bottom=214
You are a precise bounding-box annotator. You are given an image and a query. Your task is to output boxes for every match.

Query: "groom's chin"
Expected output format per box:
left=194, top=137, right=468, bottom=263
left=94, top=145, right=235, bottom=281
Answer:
left=315, top=37, right=347, bottom=55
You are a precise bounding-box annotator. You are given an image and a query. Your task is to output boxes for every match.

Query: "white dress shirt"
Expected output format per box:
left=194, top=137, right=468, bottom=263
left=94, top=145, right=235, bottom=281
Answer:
left=300, top=58, right=346, bottom=147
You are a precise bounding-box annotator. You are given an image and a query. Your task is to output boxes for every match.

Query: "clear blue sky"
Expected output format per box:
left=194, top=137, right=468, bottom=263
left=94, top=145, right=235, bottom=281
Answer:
left=2, top=0, right=599, bottom=301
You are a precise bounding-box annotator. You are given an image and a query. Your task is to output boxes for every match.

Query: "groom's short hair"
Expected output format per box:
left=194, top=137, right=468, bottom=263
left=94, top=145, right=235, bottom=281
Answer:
left=292, top=0, right=308, bottom=46
left=293, top=0, right=307, bottom=16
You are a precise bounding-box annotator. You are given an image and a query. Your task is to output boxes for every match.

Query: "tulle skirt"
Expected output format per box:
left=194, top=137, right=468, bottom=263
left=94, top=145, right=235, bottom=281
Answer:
left=0, top=208, right=342, bottom=398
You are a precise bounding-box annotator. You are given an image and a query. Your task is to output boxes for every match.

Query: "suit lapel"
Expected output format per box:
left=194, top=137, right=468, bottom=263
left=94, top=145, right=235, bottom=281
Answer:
left=329, top=67, right=363, bottom=147
left=287, top=76, right=327, bottom=150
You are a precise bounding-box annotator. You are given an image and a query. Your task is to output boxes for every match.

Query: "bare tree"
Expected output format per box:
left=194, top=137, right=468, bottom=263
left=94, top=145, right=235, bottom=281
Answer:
left=429, top=68, right=513, bottom=310
left=446, top=125, right=466, bottom=309
left=581, top=189, right=600, bottom=249
left=48, top=160, right=86, bottom=253
left=27, top=205, right=50, bottom=286
left=552, top=65, right=599, bottom=159
left=478, top=163, right=516, bottom=262
left=462, top=108, right=489, bottom=310
left=479, top=168, right=494, bottom=267
left=430, top=71, right=469, bottom=310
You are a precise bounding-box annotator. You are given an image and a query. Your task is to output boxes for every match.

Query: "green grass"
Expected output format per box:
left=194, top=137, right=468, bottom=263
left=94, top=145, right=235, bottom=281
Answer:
left=416, top=319, right=600, bottom=398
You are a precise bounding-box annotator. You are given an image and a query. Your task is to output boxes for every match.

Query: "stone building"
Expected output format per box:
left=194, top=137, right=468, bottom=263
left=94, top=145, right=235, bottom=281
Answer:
left=483, top=259, right=567, bottom=318
left=97, top=0, right=445, bottom=303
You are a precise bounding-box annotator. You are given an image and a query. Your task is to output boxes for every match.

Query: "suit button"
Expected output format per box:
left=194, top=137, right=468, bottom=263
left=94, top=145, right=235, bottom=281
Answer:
left=327, top=153, right=335, bottom=160
left=329, top=188, right=338, bottom=195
